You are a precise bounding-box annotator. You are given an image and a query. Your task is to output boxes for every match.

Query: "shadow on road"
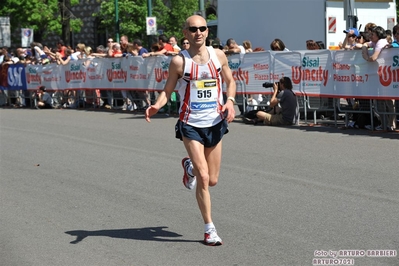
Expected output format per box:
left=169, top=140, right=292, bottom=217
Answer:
left=65, top=226, right=200, bottom=244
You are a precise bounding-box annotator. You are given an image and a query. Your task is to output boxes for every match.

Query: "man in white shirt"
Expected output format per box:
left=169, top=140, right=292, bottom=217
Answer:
left=224, top=38, right=245, bottom=55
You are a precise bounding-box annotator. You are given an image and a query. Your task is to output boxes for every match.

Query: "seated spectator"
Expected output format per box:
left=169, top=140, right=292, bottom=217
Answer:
left=35, top=86, right=53, bottom=109
left=142, top=34, right=174, bottom=57
left=243, top=77, right=298, bottom=126
left=270, top=38, right=289, bottom=51
left=243, top=40, right=253, bottom=53
left=224, top=38, right=245, bottom=55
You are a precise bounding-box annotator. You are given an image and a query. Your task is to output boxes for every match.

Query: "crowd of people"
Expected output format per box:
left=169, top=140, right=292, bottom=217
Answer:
left=0, top=21, right=397, bottom=131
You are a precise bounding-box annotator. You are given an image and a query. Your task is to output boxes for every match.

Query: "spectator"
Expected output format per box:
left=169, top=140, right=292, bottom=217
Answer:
left=386, top=24, right=399, bottom=48
left=385, top=29, right=392, bottom=44
left=306, top=40, right=320, bottom=50
left=224, top=38, right=245, bottom=55
left=364, top=22, right=377, bottom=33
left=353, top=32, right=369, bottom=48
left=339, top=28, right=359, bottom=50
left=150, top=43, right=160, bottom=52
left=55, top=49, right=73, bottom=65
left=71, top=43, right=87, bottom=60
left=108, top=43, right=122, bottom=58
left=106, top=38, right=114, bottom=54
left=243, top=40, right=253, bottom=53
left=180, top=37, right=190, bottom=50
left=91, top=45, right=108, bottom=58
left=35, top=86, right=53, bottom=109
left=211, top=39, right=220, bottom=49
left=243, top=77, right=298, bottom=126
left=120, top=35, right=130, bottom=54
left=362, top=26, right=395, bottom=131
left=132, top=39, right=148, bottom=56
left=169, top=36, right=181, bottom=52
left=270, top=38, right=289, bottom=51
left=253, top=47, right=265, bottom=52
left=56, top=39, right=67, bottom=59
left=30, top=42, right=50, bottom=64
left=142, top=34, right=174, bottom=57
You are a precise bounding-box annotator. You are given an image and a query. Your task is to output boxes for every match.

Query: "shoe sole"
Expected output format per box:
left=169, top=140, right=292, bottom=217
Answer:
left=204, top=240, right=223, bottom=246
left=181, top=157, right=192, bottom=189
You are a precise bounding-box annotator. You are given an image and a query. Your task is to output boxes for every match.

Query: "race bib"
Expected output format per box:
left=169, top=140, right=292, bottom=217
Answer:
left=190, top=79, right=218, bottom=110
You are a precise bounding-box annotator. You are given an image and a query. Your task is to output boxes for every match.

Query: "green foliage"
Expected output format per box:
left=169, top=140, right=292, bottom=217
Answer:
left=162, top=0, right=198, bottom=39
left=93, top=0, right=198, bottom=46
left=207, top=14, right=217, bottom=21
left=0, top=0, right=82, bottom=42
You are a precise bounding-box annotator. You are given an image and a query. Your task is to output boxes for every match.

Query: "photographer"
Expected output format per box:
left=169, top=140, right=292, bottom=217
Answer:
left=35, top=86, right=53, bottom=109
left=244, top=77, right=298, bottom=126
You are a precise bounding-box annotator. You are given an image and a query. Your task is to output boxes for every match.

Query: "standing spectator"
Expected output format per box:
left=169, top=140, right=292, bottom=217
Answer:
left=169, top=36, right=181, bottom=52
left=181, top=38, right=190, bottom=50
left=306, top=40, right=320, bottom=50
left=108, top=43, right=122, bottom=58
left=120, top=35, right=130, bottom=54
left=386, top=24, right=399, bottom=48
left=224, top=38, right=245, bottom=55
left=132, top=39, right=148, bottom=56
left=362, top=26, right=395, bottom=131
left=243, top=40, right=253, bottom=53
left=270, top=38, right=289, bottom=51
left=106, top=38, right=114, bottom=54
left=56, top=39, right=67, bottom=59
left=339, top=28, right=359, bottom=50
left=142, top=34, right=174, bottom=57
left=30, top=42, right=50, bottom=64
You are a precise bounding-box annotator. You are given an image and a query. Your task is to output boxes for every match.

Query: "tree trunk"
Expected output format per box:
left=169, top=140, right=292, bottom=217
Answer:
left=59, top=0, right=71, bottom=46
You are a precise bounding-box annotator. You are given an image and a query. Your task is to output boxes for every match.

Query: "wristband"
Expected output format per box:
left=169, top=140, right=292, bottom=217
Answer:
left=227, top=96, right=236, bottom=104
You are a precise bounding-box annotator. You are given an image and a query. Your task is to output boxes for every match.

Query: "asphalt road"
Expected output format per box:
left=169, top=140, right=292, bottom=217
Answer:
left=1, top=108, right=398, bottom=266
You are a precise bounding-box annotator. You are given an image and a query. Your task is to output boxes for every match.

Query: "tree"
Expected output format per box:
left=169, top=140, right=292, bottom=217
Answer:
left=0, top=0, right=82, bottom=45
left=93, top=0, right=198, bottom=47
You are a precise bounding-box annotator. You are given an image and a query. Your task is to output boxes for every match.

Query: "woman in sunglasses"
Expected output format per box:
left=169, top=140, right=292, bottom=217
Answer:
left=180, top=37, right=190, bottom=51
left=145, top=15, right=236, bottom=246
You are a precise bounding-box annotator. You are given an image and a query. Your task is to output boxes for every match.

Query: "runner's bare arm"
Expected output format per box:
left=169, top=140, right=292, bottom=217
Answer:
left=145, top=55, right=184, bottom=122
left=216, top=49, right=236, bottom=122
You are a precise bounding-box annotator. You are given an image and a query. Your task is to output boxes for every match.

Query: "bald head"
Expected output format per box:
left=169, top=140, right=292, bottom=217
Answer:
left=184, top=15, right=207, bottom=29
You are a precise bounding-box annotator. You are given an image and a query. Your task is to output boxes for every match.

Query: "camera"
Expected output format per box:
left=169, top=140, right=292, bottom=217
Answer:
left=262, top=81, right=279, bottom=88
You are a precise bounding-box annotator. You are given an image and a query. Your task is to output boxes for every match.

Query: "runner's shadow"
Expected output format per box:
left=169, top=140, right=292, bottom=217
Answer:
left=65, top=226, right=200, bottom=244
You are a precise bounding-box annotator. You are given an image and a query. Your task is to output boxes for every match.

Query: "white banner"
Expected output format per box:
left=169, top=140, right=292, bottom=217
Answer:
left=23, top=50, right=399, bottom=99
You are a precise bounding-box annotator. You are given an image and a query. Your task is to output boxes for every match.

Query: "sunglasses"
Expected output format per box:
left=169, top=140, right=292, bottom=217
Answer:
left=183, top=42, right=189, bottom=45
left=187, top=26, right=207, bottom=33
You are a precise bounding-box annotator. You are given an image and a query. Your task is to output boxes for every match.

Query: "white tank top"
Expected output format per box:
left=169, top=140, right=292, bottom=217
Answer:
left=176, top=46, right=224, bottom=128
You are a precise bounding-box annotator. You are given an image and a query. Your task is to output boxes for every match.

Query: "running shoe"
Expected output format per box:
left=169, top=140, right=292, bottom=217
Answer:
left=182, top=157, right=196, bottom=190
left=204, top=228, right=223, bottom=246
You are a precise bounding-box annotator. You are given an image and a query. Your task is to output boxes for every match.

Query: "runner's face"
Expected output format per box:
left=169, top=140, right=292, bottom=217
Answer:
left=184, top=17, right=208, bottom=46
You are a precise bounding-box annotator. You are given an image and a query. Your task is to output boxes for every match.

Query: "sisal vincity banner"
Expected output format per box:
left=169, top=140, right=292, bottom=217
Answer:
left=6, top=49, right=397, bottom=99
